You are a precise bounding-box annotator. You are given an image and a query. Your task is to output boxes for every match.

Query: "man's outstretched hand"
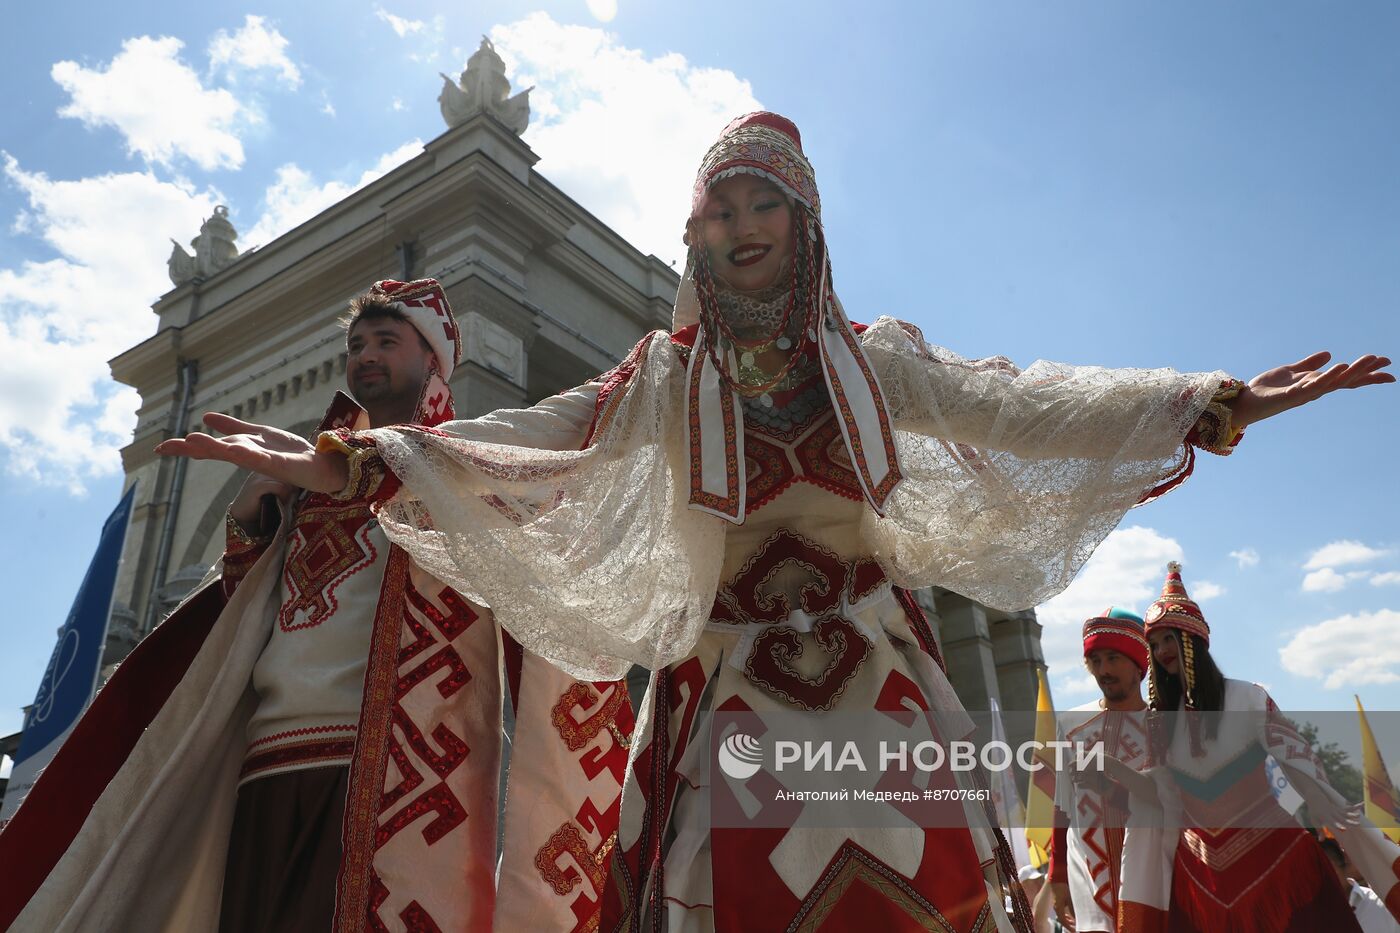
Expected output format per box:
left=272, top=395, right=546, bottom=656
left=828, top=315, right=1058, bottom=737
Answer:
left=1232, top=352, right=1393, bottom=429
left=155, top=413, right=350, bottom=494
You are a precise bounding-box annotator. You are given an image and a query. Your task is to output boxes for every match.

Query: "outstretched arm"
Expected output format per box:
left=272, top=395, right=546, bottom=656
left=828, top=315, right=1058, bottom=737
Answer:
left=1230, top=352, right=1393, bottom=429
left=155, top=412, right=350, bottom=494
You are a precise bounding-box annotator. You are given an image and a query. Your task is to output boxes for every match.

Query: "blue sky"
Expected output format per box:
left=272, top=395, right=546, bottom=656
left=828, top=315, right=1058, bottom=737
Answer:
left=2, top=2, right=1397, bottom=767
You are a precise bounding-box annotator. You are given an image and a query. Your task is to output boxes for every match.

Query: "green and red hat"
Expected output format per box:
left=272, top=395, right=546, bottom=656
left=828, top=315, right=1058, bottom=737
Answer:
left=1082, top=606, right=1149, bottom=675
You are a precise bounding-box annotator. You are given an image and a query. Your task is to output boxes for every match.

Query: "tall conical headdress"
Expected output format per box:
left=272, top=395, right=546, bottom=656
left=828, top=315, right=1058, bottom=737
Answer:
left=1144, top=561, right=1210, bottom=644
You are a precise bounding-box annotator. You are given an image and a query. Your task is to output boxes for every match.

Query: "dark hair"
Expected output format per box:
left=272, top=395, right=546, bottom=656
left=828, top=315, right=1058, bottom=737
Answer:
left=339, top=291, right=431, bottom=352
left=339, top=291, right=408, bottom=332
left=1150, top=630, right=1226, bottom=742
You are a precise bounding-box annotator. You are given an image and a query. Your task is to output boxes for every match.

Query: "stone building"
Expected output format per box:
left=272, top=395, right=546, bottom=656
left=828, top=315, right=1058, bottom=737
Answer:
left=100, top=40, right=1046, bottom=753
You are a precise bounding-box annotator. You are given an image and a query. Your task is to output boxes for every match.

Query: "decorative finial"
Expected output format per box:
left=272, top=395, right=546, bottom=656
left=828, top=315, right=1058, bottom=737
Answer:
left=168, top=205, right=240, bottom=286
left=438, top=36, right=532, bottom=134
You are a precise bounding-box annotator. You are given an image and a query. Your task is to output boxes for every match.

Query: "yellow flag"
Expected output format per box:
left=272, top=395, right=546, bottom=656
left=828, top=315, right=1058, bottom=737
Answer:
left=1357, top=695, right=1400, bottom=844
left=1025, top=667, right=1057, bottom=867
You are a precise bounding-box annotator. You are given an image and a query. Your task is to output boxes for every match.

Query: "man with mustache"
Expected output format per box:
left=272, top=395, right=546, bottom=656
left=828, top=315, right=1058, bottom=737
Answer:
left=1049, top=607, right=1153, bottom=933
left=2, top=279, right=632, bottom=933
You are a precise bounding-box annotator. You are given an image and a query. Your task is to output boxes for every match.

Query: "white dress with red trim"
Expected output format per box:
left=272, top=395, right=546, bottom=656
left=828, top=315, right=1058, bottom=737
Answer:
left=341, top=316, right=1247, bottom=933
left=363, top=317, right=1235, bottom=689
left=1117, top=680, right=1400, bottom=933
left=601, top=392, right=1017, bottom=932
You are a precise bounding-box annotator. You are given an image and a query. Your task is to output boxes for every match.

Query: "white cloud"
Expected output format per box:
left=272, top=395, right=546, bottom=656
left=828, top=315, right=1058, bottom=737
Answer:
left=1302, top=568, right=1348, bottom=593
left=391, top=97, right=405, bottom=112
left=1304, top=540, right=1390, bottom=571
left=1053, top=671, right=1100, bottom=699
left=208, top=15, right=300, bottom=87
left=0, top=155, right=220, bottom=489
left=242, top=140, right=422, bottom=249
left=1279, top=609, right=1400, bottom=689
left=1229, top=548, right=1259, bottom=569
left=375, top=6, right=425, bottom=37
left=1192, top=581, right=1225, bottom=601
left=52, top=35, right=248, bottom=171
left=1036, top=525, right=1181, bottom=698
left=1373, top=572, right=1400, bottom=587
left=587, top=0, right=619, bottom=22
left=491, top=13, right=761, bottom=267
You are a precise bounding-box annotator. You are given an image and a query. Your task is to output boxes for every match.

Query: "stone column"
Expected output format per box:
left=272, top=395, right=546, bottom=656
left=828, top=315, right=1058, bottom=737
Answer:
left=935, top=591, right=1001, bottom=712
left=989, top=609, right=1046, bottom=789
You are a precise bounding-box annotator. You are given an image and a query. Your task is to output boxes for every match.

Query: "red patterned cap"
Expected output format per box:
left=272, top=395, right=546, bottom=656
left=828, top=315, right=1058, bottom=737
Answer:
left=1144, top=562, right=1210, bottom=644
left=691, top=111, right=820, bottom=218
left=367, top=278, right=463, bottom=381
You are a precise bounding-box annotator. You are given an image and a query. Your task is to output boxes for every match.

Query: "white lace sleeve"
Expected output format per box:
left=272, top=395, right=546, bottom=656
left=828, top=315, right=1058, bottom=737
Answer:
left=365, top=333, right=726, bottom=681
left=446, top=383, right=602, bottom=451
left=859, top=316, right=1229, bottom=611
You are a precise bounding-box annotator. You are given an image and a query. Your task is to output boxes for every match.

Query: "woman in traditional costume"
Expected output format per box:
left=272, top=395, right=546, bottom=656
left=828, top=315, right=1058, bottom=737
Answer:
left=1111, top=563, right=1400, bottom=933
left=157, top=112, right=1392, bottom=933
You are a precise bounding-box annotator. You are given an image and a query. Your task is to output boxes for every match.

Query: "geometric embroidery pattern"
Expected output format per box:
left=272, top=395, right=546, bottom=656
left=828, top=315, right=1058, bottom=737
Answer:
left=1066, top=710, right=1148, bottom=921
left=744, top=410, right=865, bottom=516
left=336, top=555, right=486, bottom=933
left=791, top=840, right=966, bottom=933
left=278, top=495, right=378, bottom=631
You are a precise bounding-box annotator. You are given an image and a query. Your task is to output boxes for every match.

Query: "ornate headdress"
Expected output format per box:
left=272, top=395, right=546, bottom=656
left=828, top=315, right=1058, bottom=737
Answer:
left=674, top=112, right=901, bottom=521
left=1082, top=606, right=1149, bottom=676
left=362, top=278, right=462, bottom=428
left=1145, top=561, right=1210, bottom=756
left=1144, top=561, right=1209, bottom=644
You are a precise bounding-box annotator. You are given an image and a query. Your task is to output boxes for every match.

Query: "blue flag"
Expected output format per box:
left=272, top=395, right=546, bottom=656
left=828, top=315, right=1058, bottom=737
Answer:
left=1, top=484, right=136, bottom=820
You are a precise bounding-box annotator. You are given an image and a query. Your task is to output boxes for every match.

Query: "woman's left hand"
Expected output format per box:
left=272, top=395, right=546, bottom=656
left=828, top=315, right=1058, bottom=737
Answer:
left=1231, top=352, right=1393, bottom=429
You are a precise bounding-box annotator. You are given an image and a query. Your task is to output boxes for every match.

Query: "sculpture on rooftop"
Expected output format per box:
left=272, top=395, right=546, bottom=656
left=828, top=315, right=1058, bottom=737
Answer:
left=439, top=36, right=531, bottom=134
left=168, top=205, right=239, bottom=287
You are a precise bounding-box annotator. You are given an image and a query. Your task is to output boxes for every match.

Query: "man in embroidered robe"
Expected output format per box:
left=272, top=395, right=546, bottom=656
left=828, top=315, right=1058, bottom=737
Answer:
left=1048, top=608, right=1152, bottom=933
left=0, top=279, right=633, bottom=933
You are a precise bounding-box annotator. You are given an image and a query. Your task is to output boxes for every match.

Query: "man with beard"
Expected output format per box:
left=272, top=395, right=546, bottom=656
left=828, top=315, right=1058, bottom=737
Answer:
left=1048, top=607, right=1152, bottom=933
left=2, top=279, right=631, bottom=933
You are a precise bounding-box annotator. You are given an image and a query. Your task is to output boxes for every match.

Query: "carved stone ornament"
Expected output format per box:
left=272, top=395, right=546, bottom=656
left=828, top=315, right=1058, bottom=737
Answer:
left=168, top=205, right=240, bottom=286
left=439, top=36, right=532, bottom=134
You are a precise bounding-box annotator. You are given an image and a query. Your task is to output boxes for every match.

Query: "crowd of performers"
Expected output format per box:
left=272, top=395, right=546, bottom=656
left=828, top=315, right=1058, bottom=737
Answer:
left=0, top=112, right=1393, bottom=932
left=1041, top=569, right=1400, bottom=933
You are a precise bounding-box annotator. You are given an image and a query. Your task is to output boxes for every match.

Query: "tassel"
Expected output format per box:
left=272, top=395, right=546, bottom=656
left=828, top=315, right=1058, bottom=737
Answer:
left=1182, top=634, right=1206, bottom=757
left=1182, top=635, right=1197, bottom=709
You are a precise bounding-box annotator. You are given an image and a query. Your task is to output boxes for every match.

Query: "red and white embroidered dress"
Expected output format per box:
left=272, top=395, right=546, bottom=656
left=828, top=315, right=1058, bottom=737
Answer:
left=312, top=115, right=1250, bottom=932
left=1117, top=680, right=1400, bottom=933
